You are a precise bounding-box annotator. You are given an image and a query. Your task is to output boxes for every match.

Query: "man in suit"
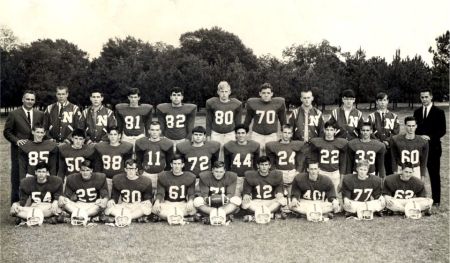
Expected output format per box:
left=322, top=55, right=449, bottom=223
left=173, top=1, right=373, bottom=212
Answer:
left=413, top=88, right=446, bottom=207
left=3, top=90, right=44, bottom=204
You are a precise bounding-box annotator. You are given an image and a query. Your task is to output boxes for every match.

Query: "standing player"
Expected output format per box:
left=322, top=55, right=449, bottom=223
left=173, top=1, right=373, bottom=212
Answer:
left=58, top=129, right=96, bottom=180
left=367, top=92, right=400, bottom=175
left=223, top=125, right=260, bottom=195
left=115, top=88, right=153, bottom=146
left=19, top=125, right=58, bottom=179
left=10, top=162, right=63, bottom=225
left=59, top=160, right=109, bottom=224
left=176, top=126, right=220, bottom=178
left=105, top=159, right=153, bottom=225
left=152, top=155, right=197, bottom=224
left=241, top=156, right=285, bottom=223
left=156, top=87, right=197, bottom=150
left=391, top=116, right=429, bottom=179
left=243, top=83, right=287, bottom=154
left=329, top=89, right=364, bottom=140
left=94, top=127, right=133, bottom=194
left=347, top=122, right=386, bottom=177
left=290, top=161, right=340, bottom=220
left=383, top=162, right=433, bottom=217
left=341, top=160, right=385, bottom=219
left=135, top=121, right=174, bottom=192
left=193, top=161, right=242, bottom=225
left=80, top=90, right=117, bottom=144
left=43, top=85, right=82, bottom=144
left=289, top=89, right=324, bottom=142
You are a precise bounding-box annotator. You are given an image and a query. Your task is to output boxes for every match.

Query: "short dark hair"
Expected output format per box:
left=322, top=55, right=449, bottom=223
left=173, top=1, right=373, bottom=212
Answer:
left=125, top=159, right=137, bottom=167
left=257, top=156, right=271, bottom=165
left=80, top=159, right=94, bottom=169
left=306, top=158, right=319, bottom=167
left=35, top=161, right=49, bottom=171
left=323, top=121, right=335, bottom=129
left=128, top=88, right=140, bottom=96
left=212, top=161, right=225, bottom=169
left=72, top=129, right=86, bottom=138
left=341, top=89, right=355, bottom=98
left=234, top=124, right=248, bottom=133
left=259, top=83, right=273, bottom=92
left=56, top=86, right=69, bottom=93
left=23, top=90, right=36, bottom=97
left=90, top=90, right=103, bottom=96
left=376, top=92, right=388, bottom=100
left=420, top=88, right=433, bottom=96
left=282, top=124, right=293, bottom=131
left=149, top=121, right=161, bottom=127
left=404, top=116, right=416, bottom=124
left=107, top=126, right=120, bottom=134
left=192, top=126, right=206, bottom=134
left=32, top=124, right=45, bottom=131
left=401, top=162, right=414, bottom=170
left=171, top=154, right=185, bottom=163
left=170, top=87, right=184, bottom=95
left=361, top=122, right=372, bottom=129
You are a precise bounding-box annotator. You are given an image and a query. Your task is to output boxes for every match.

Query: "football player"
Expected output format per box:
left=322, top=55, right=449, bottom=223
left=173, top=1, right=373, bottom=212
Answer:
left=367, top=92, right=400, bottom=175
left=289, top=89, right=324, bottom=142
left=243, top=83, right=287, bottom=155
left=341, top=160, right=385, bottom=219
left=223, top=125, right=260, bottom=195
left=193, top=161, right=242, bottom=225
left=79, top=90, right=117, bottom=144
left=43, top=85, right=82, bottom=144
left=19, top=124, right=58, bottom=179
left=383, top=162, right=433, bottom=218
left=290, top=160, right=340, bottom=220
left=135, top=121, right=174, bottom=193
left=347, top=122, right=386, bottom=177
left=10, top=162, right=64, bottom=225
left=156, top=87, right=197, bottom=151
left=329, top=89, right=364, bottom=140
left=57, top=128, right=95, bottom=180
left=94, top=126, right=133, bottom=195
left=241, top=156, right=285, bottom=223
left=59, top=160, right=109, bottom=225
left=115, top=88, right=153, bottom=146
left=152, top=154, right=197, bottom=224
left=105, top=159, right=153, bottom=225
left=390, top=116, right=429, bottom=179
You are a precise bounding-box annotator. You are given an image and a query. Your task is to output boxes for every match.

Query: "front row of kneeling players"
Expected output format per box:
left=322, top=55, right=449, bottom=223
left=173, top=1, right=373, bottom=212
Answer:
left=11, top=155, right=433, bottom=227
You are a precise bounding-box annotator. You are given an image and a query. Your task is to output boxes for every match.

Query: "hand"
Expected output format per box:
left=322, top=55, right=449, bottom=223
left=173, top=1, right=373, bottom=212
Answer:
left=383, top=141, right=390, bottom=147
left=25, top=173, right=33, bottom=178
left=51, top=201, right=59, bottom=215
left=243, top=194, right=252, bottom=203
left=142, top=200, right=152, bottom=208
left=290, top=198, right=299, bottom=208
left=186, top=200, right=195, bottom=214
left=275, top=193, right=287, bottom=206
left=332, top=199, right=340, bottom=213
left=152, top=201, right=161, bottom=214
left=343, top=198, right=352, bottom=211
left=95, top=198, right=107, bottom=208
left=420, top=135, right=430, bottom=141
left=385, top=196, right=393, bottom=207
left=106, top=200, right=115, bottom=208
left=17, top=139, right=28, bottom=146
left=58, top=196, right=69, bottom=207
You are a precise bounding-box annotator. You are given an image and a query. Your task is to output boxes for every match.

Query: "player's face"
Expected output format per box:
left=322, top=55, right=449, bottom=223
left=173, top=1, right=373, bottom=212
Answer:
left=108, top=130, right=121, bottom=144
left=170, top=92, right=183, bottom=106
left=217, top=87, right=231, bottom=101
left=32, top=128, right=46, bottom=142
left=56, top=88, right=69, bottom=104
left=80, top=166, right=93, bottom=181
left=235, top=128, right=248, bottom=143
left=257, top=161, right=271, bottom=175
left=356, top=165, right=369, bottom=179
left=90, top=92, right=103, bottom=107
left=72, top=136, right=85, bottom=148
left=324, top=126, right=335, bottom=140
left=35, top=168, right=49, bottom=183
left=22, top=93, right=36, bottom=110
left=376, top=96, right=388, bottom=110
left=128, top=94, right=140, bottom=106
left=360, top=126, right=372, bottom=140
left=149, top=124, right=161, bottom=139
left=300, top=91, right=314, bottom=107
left=212, top=167, right=226, bottom=180
left=405, top=120, right=417, bottom=135
left=342, top=97, right=355, bottom=108
left=400, top=167, right=414, bottom=181
left=192, top=132, right=205, bottom=144
left=281, top=127, right=293, bottom=142
left=171, top=159, right=185, bottom=174
left=259, top=88, right=273, bottom=102
left=125, top=163, right=138, bottom=178
left=307, top=163, right=319, bottom=181
left=420, top=92, right=432, bottom=107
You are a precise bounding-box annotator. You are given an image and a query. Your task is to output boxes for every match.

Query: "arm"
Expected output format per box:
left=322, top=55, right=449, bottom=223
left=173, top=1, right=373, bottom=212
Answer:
left=225, top=174, right=237, bottom=198
left=198, top=176, right=210, bottom=198
left=243, top=104, right=254, bottom=130
left=278, top=102, right=287, bottom=126
left=376, top=146, right=386, bottom=178
left=57, top=150, right=66, bottom=179
left=205, top=101, right=213, bottom=137
left=185, top=106, right=197, bottom=140
left=156, top=107, right=166, bottom=136
left=3, top=112, right=19, bottom=144
left=223, top=147, right=231, bottom=170
left=49, top=146, right=58, bottom=176
left=420, top=142, right=429, bottom=178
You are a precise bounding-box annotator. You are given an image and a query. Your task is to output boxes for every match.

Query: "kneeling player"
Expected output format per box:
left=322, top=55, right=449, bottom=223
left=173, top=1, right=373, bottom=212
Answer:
left=10, top=162, right=64, bottom=226
left=289, top=160, right=340, bottom=221
left=193, top=161, right=242, bottom=225
left=341, top=160, right=385, bottom=220
left=152, top=154, right=197, bottom=225
left=383, top=162, right=433, bottom=219
left=59, top=160, right=109, bottom=225
left=105, top=159, right=153, bottom=226
left=241, top=156, right=285, bottom=223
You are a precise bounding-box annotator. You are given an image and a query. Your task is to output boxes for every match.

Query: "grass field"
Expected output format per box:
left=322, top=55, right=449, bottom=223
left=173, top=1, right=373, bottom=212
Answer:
left=0, top=108, right=449, bottom=263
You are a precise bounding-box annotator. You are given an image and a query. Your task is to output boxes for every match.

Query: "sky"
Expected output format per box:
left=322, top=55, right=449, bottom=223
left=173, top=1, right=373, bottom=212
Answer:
left=1, top=0, right=449, bottom=65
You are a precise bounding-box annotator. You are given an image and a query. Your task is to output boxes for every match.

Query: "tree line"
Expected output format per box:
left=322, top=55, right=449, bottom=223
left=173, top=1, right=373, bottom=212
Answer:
left=1, top=26, right=448, bottom=111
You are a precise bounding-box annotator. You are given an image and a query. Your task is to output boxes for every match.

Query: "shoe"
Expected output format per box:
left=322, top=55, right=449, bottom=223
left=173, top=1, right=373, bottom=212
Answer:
left=137, top=216, right=150, bottom=223
left=243, top=215, right=254, bottom=222
left=101, top=215, right=115, bottom=224
left=344, top=212, right=355, bottom=218
left=57, top=212, right=70, bottom=223
left=184, top=216, right=195, bottom=222
left=148, top=214, right=161, bottom=223
left=424, top=209, right=432, bottom=217
left=226, top=214, right=234, bottom=222
left=327, top=213, right=334, bottom=220
left=375, top=211, right=384, bottom=217
left=15, top=217, right=24, bottom=226
left=10, top=203, right=20, bottom=216
left=193, top=213, right=203, bottom=222
left=274, top=212, right=287, bottom=220
left=44, top=216, right=58, bottom=224
left=91, top=216, right=101, bottom=223
left=202, top=217, right=210, bottom=225
left=385, top=210, right=394, bottom=216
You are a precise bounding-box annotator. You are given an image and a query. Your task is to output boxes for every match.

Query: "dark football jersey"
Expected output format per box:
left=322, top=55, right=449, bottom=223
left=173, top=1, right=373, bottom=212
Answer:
left=43, top=101, right=82, bottom=142
left=243, top=170, right=283, bottom=200
left=383, top=173, right=426, bottom=198
left=115, top=103, right=153, bottom=136
left=291, top=173, right=336, bottom=202
left=156, top=103, right=197, bottom=140
left=80, top=105, right=117, bottom=143
left=310, top=137, right=348, bottom=174
left=329, top=107, right=364, bottom=140
left=19, top=140, right=58, bottom=179
left=243, top=97, right=287, bottom=135
left=368, top=110, right=400, bottom=143
left=65, top=172, right=109, bottom=203
left=266, top=140, right=307, bottom=171
left=198, top=171, right=238, bottom=198
left=135, top=137, right=174, bottom=174
left=57, top=144, right=96, bottom=179
left=94, top=142, right=134, bottom=178
left=111, top=173, right=153, bottom=203
left=347, top=139, right=386, bottom=176
left=205, top=97, right=242, bottom=135
left=176, top=141, right=220, bottom=177
left=156, top=171, right=196, bottom=202
left=390, top=134, right=429, bottom=177
left=223, top=140, right=260, bottom=177
left=341, top=174, right=382, bottom=201
left=19, top=176, right=63, bottom=206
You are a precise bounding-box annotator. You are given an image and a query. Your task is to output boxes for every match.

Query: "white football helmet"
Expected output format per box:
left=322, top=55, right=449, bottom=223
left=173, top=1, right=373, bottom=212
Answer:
left=167, top=207, right=184, bottom=225
left=357, top=202, right=373, bottom=220
left=26, top=208, right=44, bottom=227
left=209, top=208, right=226, bottom=226
left=306, top=203, right=323, bottom=222
left=254, top=205, right=271, bottom=224
left=71, top=208, right=89, bottom=226
left=115, top=208, right=132, bottom=227
left=405, top=201, right=422, bottom=220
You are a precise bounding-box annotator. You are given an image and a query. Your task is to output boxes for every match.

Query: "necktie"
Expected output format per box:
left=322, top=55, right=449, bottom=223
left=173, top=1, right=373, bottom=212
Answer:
left=381, top=112, right=385, bottom=127
left=423, top=107, right=427, bottom=119
left=27, top=111, right=31, bottom=127
left=303, top=110, right=309, bottom=142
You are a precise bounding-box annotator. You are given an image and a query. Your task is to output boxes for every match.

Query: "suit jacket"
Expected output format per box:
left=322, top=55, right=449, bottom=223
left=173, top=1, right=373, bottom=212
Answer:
left=3, top=107, right=44, bottom=145
left=413, top=104, right=446, bottom=147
